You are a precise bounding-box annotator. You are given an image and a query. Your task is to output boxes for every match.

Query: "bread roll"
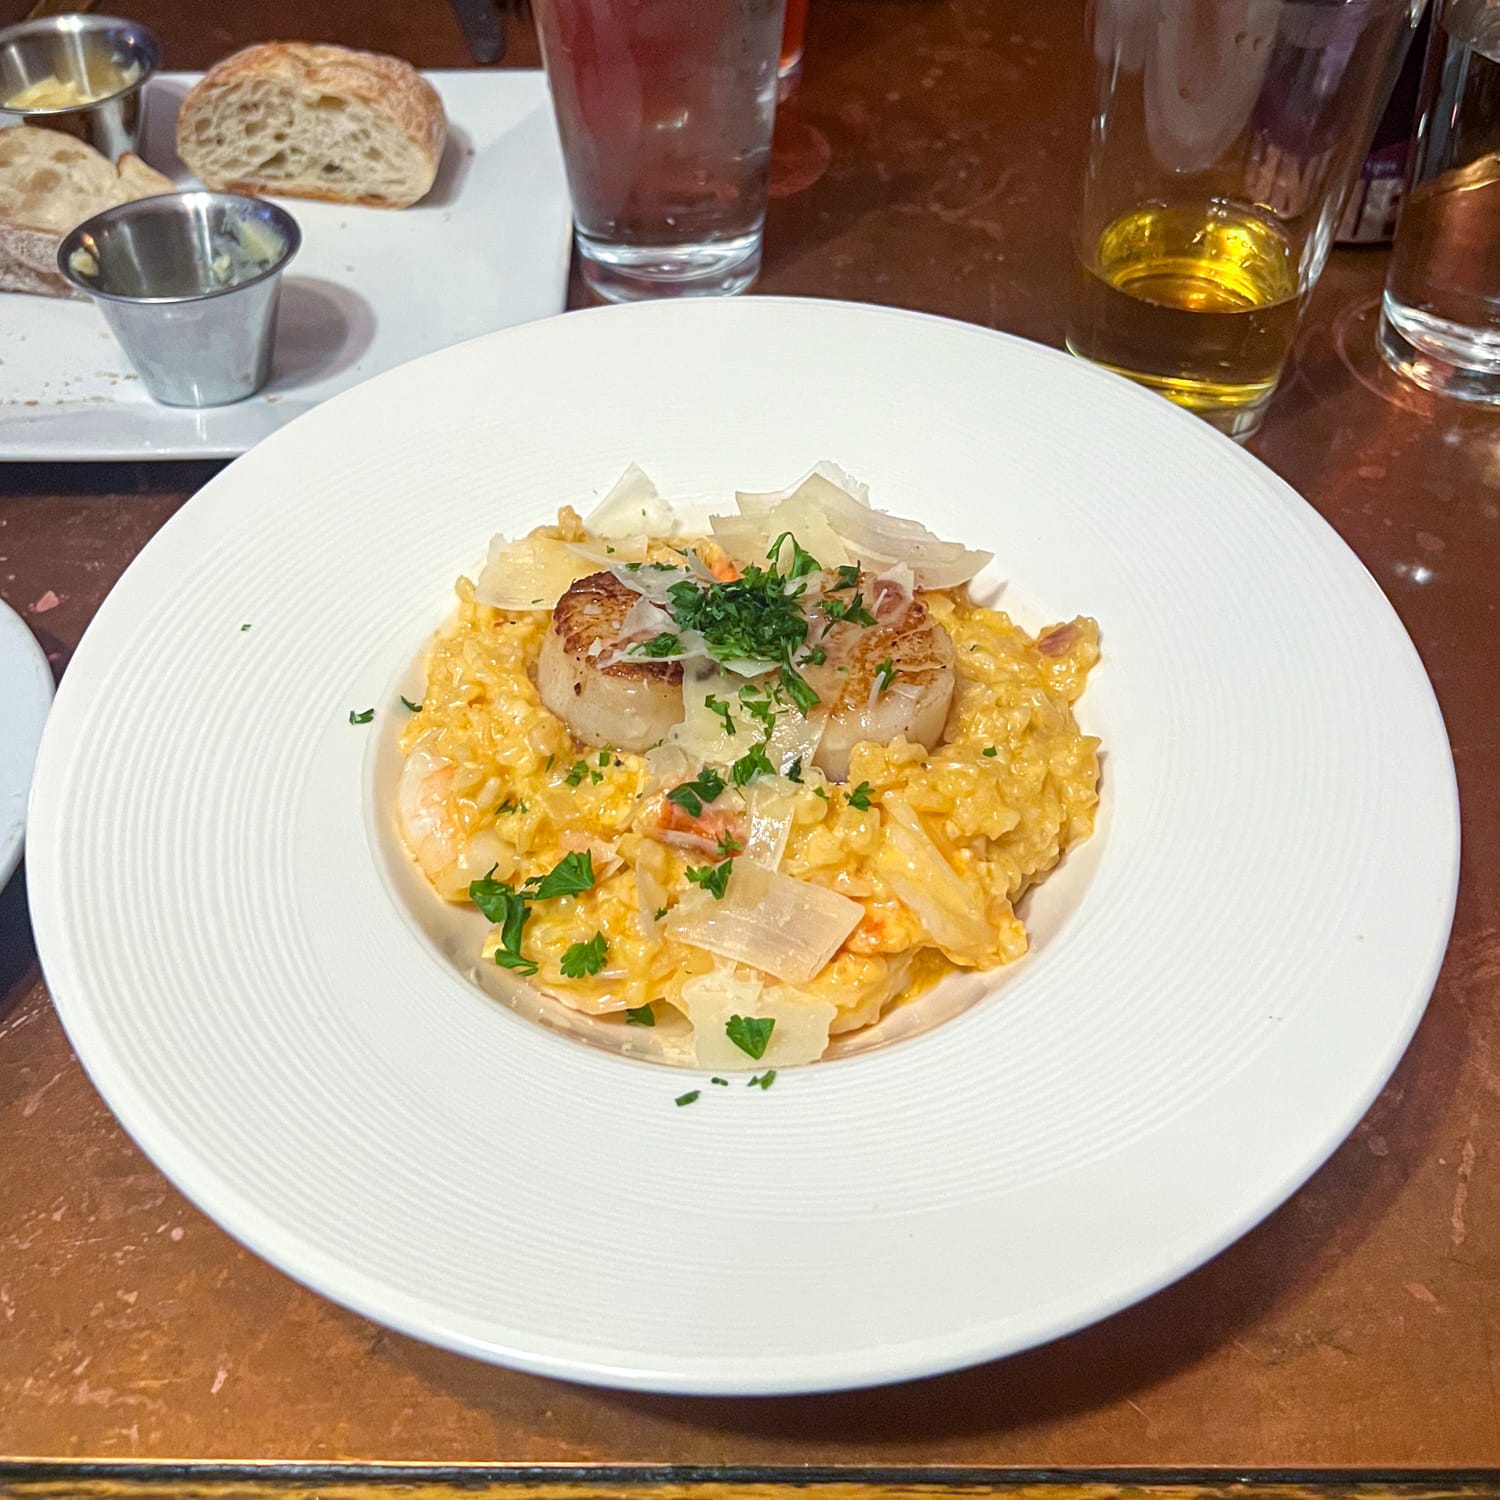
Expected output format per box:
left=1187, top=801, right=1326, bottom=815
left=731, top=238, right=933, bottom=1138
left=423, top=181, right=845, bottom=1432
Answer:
left=0, top=126, right=173, bottom=298
left=175, top=43, right=447, bottom=210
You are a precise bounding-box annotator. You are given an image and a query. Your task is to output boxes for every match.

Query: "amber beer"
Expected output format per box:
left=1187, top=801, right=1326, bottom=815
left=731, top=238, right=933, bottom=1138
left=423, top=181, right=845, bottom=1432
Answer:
left=1067, top=0, right=1425, bottom=439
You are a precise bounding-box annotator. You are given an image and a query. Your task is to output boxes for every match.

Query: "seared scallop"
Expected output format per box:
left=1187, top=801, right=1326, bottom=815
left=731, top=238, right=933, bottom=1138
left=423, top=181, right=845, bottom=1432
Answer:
left=815, top=594, right=955, bottom=782
left=538, top=572, right=685, bottom=751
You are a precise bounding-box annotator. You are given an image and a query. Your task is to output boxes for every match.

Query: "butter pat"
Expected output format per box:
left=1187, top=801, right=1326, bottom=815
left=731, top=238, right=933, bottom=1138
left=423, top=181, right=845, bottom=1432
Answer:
left=6, top=62, right=140, bottom=111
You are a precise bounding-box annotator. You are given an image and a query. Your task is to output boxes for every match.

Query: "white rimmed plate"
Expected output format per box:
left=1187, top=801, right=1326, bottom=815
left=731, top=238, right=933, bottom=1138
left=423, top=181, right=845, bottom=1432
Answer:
left=1, top=598, right=53, bottom=890
left=26, top=298, right=1459, bottom=1395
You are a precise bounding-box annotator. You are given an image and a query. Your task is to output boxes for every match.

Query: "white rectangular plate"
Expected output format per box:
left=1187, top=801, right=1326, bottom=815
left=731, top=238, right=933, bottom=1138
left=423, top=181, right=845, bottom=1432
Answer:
left=0, top=70, right=571, bottom=461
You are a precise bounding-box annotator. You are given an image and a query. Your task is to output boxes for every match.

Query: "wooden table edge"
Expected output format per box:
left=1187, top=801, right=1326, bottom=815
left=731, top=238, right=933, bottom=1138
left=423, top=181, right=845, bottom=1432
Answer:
left=3, top=1463, right=1500, bottom=1498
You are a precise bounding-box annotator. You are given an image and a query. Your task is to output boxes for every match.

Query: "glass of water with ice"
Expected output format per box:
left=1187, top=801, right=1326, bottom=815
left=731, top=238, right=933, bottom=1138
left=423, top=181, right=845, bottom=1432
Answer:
left=533, top=0, right=786, bottom=303
left=1380, top=0, right=1500, bottom=403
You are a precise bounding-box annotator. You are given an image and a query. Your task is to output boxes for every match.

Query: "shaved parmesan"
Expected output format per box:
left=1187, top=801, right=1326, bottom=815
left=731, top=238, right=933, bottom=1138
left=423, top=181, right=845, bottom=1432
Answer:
left=665, top=863, right=862, bottom=983
left=875, top=794, right=996, bottom=962
left=678, top=967, right=837, bottom=1069
left=744, top=779, right=800, bottom=869
left=583, top=463, right=675, bottom=538
left=724, top=466, right=989, bottom=590
left=667, top=660, right=743, bottom=767
left=567, top=536, right=650, bottom=566
left=475, top=533, right=594, bottom=611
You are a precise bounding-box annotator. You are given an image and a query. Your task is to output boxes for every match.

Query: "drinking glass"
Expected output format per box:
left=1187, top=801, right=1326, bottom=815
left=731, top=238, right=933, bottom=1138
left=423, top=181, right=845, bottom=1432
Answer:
left=533, top=0, right=786, bottom=303
left=1379, top=0, right=1500, bottom=403
left=1066, top=0, right=1427, bottom=440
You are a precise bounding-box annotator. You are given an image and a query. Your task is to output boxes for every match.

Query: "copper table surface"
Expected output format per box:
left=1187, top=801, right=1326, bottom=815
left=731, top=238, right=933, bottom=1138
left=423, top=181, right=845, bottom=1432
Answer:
left=1, top=0, right=1498, bottom=1479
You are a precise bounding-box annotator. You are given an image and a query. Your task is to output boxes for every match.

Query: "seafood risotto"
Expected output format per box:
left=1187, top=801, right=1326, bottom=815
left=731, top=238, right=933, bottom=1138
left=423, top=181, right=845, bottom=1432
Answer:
left=396, top=465, right=1100, bottom=1070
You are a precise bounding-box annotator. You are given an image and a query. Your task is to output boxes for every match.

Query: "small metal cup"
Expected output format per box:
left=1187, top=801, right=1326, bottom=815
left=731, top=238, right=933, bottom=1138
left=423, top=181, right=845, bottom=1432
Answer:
left=0, top=14, right=161, bottom=161
left=56, top=192, right=301, bottom=408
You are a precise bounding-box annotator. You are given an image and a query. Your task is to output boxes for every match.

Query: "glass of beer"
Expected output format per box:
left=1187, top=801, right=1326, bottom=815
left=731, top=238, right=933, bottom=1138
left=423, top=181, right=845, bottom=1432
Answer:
left=533, top=0, right=786, bottom=303
left=1066, top=0, right=1426, bottom=440
left=1380, top=0, right=1500, bottom=403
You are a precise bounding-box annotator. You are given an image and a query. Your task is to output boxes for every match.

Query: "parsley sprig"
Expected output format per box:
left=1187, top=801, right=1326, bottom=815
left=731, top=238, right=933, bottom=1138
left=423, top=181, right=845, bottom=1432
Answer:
left=524, top=850, right=595, bottom=900
left=685, top=860, right=733, bottom=900
left=726, top=1014, right=775, bottom=1059
left=705, top=694, right=736, bottom=736
left=823, top=592, right=876, bottom=627
left=560, top=931, right=608, bottom=978
left=731, top=739, right=775, bottom=787
left=470, top=851, right=599, bottom=979
left=666, top=766, right=726, bottom=819
left=632, top=632, right=680, bottom=658
left=659, top=539, right=824, bottom=716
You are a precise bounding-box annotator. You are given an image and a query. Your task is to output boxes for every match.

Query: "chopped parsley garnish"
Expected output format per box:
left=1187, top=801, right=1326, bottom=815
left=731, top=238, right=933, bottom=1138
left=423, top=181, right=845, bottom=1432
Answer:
left=737, top=684, right=778, bottom=734
left=748, top=1069, right=777, bottom=1090
left=653, top=906, right=669, bottom=921
left=767, top=531, right=822, bottom=579
left=824, top=592, right=876, bottom=627
left=725, top=1014, right=775, bottom=1060
left=565, top=759, right=603, bottom=787
left=779, top=664, right=820, bottom=714
left=874, top=658, right=897, bottom=692
left=496, top=798, right=526, bottom=815
left=472, top=853, right=597, bottom=975
left=705, top=694, right=736, bottom=736
left=605, top=545, right=615, bottom=555
left=786, top=756, right=804, bottom=783
left=494, top=946, right=539, bottom=975
left=983, top=745, right=998, bottom=757
left=812, top=786, right=830, bottom=801
left=348, top=708, right=374, bottom=724
left=560, top=931, right=608, bottom=978
left=240, top=623, right=251, bottom=632
left=470, top=877, right=537, bottom=976
left=685, top=860, right=733, bottom=900
left=400, top=695, right=422, bottom=713
left=714, top=831, right=744, bottom=856
left=666, top=562, right=809, bottom=670
left=848, top=781, right=875, bottom=811
left=731, top=739, right=775, bottom=787
left=469, top=876, right=514, bottom=924
left=632, top=632, right=680, bottom=658
left=525, top=850, right=595, bottom=900
left=598, top=748, right=612, bottom=766
left=830, top=564, right=860, bottom=591
left=675, top=1090, right=701, bottom=1107
left=799, top=645, right=827, bottom=666
left=666, top=766, right=726, bottom=819
left=625, top=1003, right=656, bottom=1027
left=544, top=754, right=555, bottom=771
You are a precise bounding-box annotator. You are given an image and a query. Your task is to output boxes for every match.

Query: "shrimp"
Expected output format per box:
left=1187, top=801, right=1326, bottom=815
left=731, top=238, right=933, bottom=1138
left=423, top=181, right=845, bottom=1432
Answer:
left=396, top=735, right=513, bottom=897
left=537, top=572, right=685, bottom=752
left=397, top=743, right=461, bottom=881
left=814, top=589, right=956, bottom=782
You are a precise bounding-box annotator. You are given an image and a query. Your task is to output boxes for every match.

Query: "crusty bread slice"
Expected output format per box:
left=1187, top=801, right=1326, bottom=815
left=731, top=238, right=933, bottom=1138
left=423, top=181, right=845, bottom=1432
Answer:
left=0, top=126, right=174, bottom=298
left=175, top=42, right=447, bottom=210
